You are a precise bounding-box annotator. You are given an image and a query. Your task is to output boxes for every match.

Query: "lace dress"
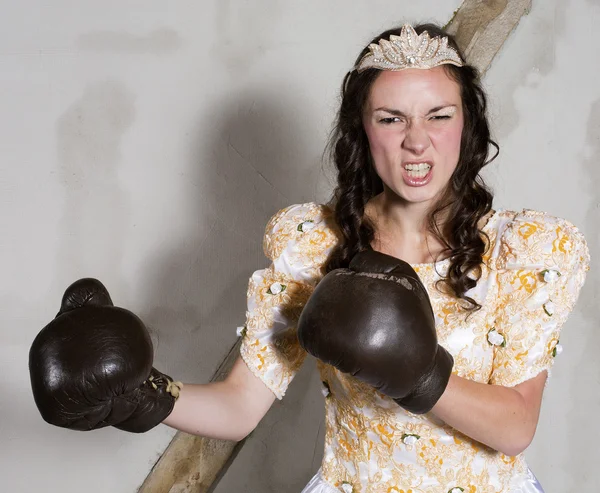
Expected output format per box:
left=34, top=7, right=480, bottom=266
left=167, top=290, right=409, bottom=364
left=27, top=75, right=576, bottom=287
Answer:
left=239, top=203, right=589, bottom=493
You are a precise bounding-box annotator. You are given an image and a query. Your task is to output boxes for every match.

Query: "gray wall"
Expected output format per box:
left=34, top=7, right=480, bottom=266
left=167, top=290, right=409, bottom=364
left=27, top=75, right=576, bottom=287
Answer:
left=1, top=1, right=597, bottom=492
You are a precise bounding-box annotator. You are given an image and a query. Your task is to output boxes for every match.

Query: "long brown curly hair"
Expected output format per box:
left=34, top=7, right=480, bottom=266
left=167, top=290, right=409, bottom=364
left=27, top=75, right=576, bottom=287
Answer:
left=325, top=23, right=498, bottom=311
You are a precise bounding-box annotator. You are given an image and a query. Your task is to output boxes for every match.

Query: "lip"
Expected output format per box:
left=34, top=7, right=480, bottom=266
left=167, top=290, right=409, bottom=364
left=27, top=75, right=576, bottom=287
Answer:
left=401, top=161, right=434, bottom=187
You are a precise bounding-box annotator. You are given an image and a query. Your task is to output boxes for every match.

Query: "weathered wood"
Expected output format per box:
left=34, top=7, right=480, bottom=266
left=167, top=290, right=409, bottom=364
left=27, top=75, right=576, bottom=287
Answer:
left=137, top=339, right=245, bottom=493
left=446, top=0, right=533, bottom=75
left=138, top=2, right=534, bottom=491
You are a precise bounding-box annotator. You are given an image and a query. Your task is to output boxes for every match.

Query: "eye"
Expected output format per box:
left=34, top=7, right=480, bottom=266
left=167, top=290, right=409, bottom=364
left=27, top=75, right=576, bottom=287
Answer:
left=379, top=117, right=402, bottom=124
left=430, top=115, right=451, bottom=120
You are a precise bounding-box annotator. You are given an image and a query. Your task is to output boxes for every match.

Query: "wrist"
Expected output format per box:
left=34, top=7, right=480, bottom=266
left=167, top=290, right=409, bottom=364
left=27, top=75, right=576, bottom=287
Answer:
left=114, top=368, right=183, bottom=433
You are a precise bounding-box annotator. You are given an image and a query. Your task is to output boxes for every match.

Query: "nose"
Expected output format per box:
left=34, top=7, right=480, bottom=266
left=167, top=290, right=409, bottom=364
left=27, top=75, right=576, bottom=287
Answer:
left=402, top=119, right=430, bottom=155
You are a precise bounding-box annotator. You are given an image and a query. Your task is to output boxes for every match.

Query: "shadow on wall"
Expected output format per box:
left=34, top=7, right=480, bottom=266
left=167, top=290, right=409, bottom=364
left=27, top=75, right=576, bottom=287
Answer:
left=137, top=86, right=327, bottom=384
left=135, top=88, right=328, bottom=488
left=54, top=80, right=136, bottom=301
left=8, top=80, right=160, bottom=475
left=30, top=83, right=327, bottom=489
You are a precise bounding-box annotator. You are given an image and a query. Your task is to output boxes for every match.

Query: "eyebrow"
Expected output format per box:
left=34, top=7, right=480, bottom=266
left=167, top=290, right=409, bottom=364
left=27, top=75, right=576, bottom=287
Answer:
left=373, top=105, right=457, bottom=116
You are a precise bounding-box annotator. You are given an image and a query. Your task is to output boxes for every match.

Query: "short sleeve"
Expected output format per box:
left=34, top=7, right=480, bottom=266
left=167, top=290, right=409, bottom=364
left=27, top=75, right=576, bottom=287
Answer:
left=489, top=210, right=590, bottom=387
left=239, top=202, right=339, bottom=399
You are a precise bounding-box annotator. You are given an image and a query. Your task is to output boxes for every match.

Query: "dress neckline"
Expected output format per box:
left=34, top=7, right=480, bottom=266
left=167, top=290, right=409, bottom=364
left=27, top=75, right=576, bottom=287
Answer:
left=407, top=209, right=503, bottom=269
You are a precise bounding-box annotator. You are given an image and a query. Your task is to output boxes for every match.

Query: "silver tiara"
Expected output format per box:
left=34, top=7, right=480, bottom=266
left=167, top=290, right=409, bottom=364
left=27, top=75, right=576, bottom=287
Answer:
left=356, top=24, right=464, bottom=73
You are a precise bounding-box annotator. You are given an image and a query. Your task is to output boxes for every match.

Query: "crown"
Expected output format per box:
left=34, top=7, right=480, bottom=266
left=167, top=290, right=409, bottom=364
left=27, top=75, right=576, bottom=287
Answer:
left=355, top=24, right=464, bottom=73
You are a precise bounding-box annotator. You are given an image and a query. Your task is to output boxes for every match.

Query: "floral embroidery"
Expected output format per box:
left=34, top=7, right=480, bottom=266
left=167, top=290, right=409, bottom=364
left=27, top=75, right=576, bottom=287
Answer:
left=241, top=204, right=589, bottom=492
left=262, top=203, right=339, bottom=280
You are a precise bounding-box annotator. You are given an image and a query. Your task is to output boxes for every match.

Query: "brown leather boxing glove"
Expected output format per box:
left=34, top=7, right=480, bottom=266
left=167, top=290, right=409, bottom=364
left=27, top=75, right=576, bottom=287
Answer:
left=29, top=278, right=182, bottom=433
left=298, top=249, right=453, bottom=414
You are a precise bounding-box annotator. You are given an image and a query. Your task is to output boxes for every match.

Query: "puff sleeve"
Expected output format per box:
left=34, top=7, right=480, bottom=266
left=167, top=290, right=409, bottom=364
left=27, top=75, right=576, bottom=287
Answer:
left=489, top=210, right=590, bottom=387
left=239, top=202, right=339, bottom=399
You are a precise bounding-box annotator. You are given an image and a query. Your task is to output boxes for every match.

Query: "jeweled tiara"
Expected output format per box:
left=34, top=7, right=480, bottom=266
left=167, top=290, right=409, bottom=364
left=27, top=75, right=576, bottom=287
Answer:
left=355, top=24, right=464, bottom=73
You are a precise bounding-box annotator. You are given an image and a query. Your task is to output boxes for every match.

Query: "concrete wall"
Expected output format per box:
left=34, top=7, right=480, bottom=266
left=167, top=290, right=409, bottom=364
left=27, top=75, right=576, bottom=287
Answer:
left=1, top=1, right=597, bottom=491
left=483, top=0, right=599, bottom=489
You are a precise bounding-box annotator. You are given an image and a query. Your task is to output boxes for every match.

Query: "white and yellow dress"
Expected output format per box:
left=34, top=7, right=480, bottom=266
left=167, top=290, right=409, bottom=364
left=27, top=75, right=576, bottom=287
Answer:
left=239, top=202, right=589, bottom=493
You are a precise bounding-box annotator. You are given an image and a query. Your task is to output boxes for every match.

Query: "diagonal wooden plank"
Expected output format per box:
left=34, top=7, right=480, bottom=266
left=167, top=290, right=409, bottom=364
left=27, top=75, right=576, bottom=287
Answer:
left=137, top=340, right=246, bottom=493
left=446, top=0, right=533, bottom=75
left=138, top=2, right=533, bottom=491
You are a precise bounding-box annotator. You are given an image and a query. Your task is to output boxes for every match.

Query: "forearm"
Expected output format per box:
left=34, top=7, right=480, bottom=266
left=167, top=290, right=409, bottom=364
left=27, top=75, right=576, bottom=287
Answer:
left=162, top=381, right=251, bottom=442
left=430, top=373, right=545, bottom=456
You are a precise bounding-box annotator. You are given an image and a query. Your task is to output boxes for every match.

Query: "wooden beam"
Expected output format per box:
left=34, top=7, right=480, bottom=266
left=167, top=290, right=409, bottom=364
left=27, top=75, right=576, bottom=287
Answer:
left=138, top=2, right=534, bottom=491
left=446, top=0, right=533, bottom=75
left=137, top=340, right=245, bottom=493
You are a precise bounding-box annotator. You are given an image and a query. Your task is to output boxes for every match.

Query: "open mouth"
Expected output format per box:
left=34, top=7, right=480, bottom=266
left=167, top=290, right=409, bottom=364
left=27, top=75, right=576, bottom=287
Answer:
left=404, top=163, right=431, bottom=178
left=402, top=162, right=433, bottom=186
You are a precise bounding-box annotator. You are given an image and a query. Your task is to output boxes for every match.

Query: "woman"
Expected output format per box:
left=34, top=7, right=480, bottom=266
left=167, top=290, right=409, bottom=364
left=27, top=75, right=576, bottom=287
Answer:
left=221, top=24, right=589, bottom=492
left=30, top=23, right=589, bottom=493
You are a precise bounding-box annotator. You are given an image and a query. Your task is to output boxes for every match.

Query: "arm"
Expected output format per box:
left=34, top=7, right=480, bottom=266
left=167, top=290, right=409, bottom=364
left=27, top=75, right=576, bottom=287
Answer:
left=431, top=212, right=590, bottom=456
left=30, top=206, right=325, bottom=436
left=431, top=371, right=547, bottom=456
left=162, top=356, right=276, bottom=442
left=164, top=204, right=334, bottom=440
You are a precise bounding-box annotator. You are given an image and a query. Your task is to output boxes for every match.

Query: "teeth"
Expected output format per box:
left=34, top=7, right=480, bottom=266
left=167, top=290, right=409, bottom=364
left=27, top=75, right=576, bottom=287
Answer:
left=404, top=163, right=431, bottom=171
left=404, top=163, right=431, bottom=179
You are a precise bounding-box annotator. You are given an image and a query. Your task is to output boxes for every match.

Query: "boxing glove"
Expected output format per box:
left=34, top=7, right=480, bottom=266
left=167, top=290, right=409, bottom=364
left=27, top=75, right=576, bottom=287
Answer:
left=297, top=249, right=453, bottom=414
left=29, top=278, right=182, bottom=433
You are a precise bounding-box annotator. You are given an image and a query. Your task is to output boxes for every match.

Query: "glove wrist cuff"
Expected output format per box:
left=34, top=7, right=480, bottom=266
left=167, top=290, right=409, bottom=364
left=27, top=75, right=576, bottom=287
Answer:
left=394, top=346, right=453, bottom=414
left=143, top=368, right=183, bottom=399
left=114, top=368, right=182, bottom=433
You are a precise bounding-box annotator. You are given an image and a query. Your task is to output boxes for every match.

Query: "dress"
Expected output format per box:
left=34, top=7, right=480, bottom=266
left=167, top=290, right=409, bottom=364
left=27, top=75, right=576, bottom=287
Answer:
left=238, top=202, right=590, bottom=493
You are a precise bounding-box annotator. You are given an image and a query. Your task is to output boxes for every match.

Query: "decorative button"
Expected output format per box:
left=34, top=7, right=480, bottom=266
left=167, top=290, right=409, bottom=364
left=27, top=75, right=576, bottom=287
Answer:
left=298, top=220, right=316, bottom=233
left=402, top=433, right=420, bottom=445
left=553, top=342, right=563, bottom=357
left=541, top=269, right=561, bottom=283
left=267, top=282, right=286, bottom=295
left=487, top=328, right=506, bottom=347
left=340, top=482, right=353, bottom=493
left=543, top=301, right=555, bottom=316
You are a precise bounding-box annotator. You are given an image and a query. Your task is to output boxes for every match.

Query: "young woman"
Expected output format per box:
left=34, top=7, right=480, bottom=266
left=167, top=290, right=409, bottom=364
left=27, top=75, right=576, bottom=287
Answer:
left=30, top=24, right=589, bottom=493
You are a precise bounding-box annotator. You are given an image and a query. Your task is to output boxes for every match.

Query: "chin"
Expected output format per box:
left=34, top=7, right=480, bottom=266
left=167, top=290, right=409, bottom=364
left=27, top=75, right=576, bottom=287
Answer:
left=394, top=185, right=442, bottom=205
